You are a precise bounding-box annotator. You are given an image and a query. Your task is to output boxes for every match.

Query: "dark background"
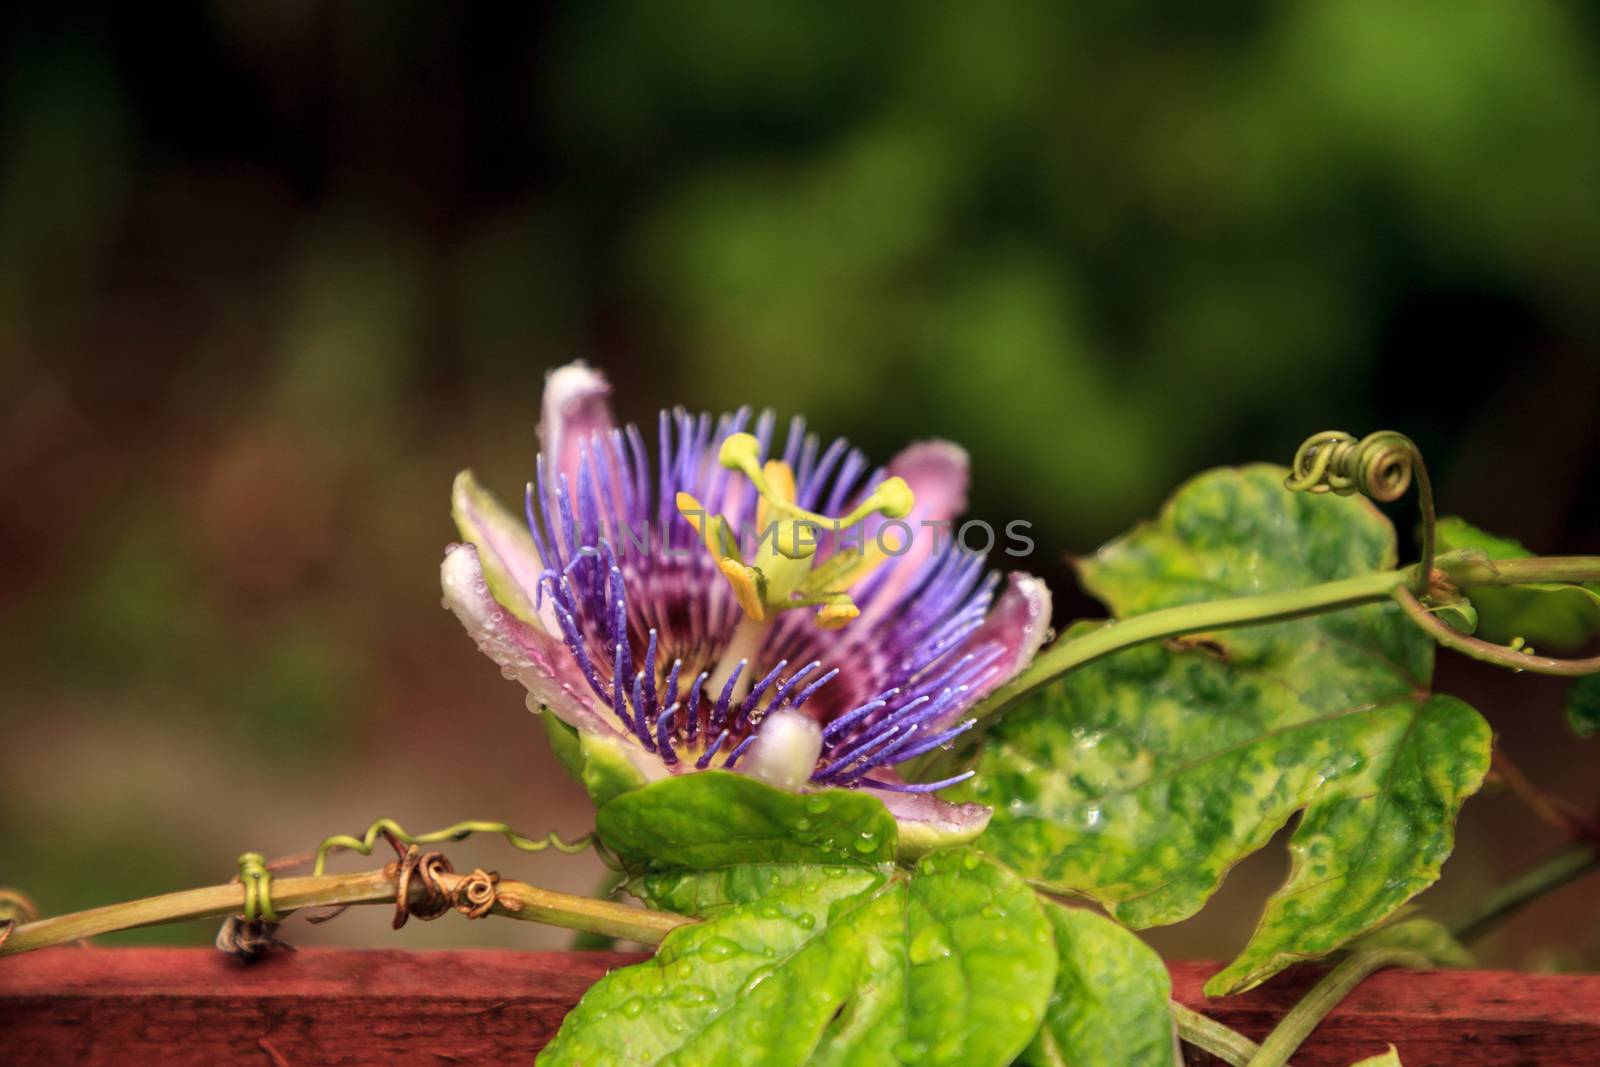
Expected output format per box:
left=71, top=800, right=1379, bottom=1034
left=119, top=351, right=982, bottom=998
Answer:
left=1, top=3, right=1596, bottom=964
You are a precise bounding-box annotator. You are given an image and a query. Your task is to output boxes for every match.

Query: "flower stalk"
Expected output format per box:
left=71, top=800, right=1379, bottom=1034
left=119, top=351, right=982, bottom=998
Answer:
left=1171, top=1001, right=1270, bottom=1067
left=1244, top=946, right=1430, bottom=1067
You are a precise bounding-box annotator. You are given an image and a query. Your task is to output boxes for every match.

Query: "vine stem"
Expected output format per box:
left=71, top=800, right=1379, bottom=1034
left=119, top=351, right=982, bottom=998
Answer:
left=908, top=568, right=1413, bottom=779
left=1243, top=947, right=1429, bottom=1067
left=1393, top=585, right=1600, bottom=676
left=1438, top=556, right=1600, bottom=587
left=908, top=554, right=1600, bottom=781
left=0, top=868, right=689, bottom=957
left=1448, top=842, right=1600, bottom=944
left=1170, top=1001, right=1271, bottom=1066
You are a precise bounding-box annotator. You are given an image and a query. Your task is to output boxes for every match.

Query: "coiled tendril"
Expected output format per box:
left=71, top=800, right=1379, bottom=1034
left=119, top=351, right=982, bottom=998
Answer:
left=1286, top=430, right=1415, bottom=502
left=311, top=817, right=615, bottom=877
left=1286, top=430, right=1434, bottom=593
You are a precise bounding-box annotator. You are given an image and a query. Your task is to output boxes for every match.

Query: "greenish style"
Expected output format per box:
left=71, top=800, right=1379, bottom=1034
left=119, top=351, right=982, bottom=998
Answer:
left=537, top=849, right=1055, bottom=1067
left=1436, top=516, right=1600, bottom=651
left=961, top=466, right=1492, bottom=995
left=596, top=771, right=899, bottom=913
left=1020, top=903, right=1174, bottom=1067
left=1566, top=675, right=1600, bottom=739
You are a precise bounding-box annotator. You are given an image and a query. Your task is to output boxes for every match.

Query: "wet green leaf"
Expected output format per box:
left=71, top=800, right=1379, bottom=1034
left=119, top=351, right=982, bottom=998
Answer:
left=963, top=466, right=1491, bottom=995
left=1567, top=675, right=1600, bottom=739
left=1436, top=516, right=1600, bottom=651
left=1020, top=903, right=1174, bottom=1067
left=538, top=849, right=1055, bottom=1067
left=596, top=771, right=899, bottom=914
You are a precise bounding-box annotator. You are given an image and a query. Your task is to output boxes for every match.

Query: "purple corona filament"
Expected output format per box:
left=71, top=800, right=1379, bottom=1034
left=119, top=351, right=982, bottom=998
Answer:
left=527, top=412, right=1008, bottom=786
left=445, top=363, right=1051, bottom=821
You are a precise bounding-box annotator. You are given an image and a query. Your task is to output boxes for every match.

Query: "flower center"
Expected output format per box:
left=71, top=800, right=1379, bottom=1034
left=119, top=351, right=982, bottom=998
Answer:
left=676, top=432, right=915, bottom=706
left=676, top=432, right=915, bottom=630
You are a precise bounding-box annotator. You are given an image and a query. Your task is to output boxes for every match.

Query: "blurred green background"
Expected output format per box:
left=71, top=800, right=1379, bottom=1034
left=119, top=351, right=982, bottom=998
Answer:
left=2, top=3, right=1597, bottom=964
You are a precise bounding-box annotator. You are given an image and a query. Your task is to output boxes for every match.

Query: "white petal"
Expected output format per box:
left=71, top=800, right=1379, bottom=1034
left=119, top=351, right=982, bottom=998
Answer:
left=440, top=542, right=619, bottom=738
left=538, top=361, right=616, bottom=490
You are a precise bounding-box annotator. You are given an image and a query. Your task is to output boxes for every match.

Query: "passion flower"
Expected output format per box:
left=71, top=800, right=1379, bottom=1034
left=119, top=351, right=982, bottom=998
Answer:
left=442, top=362, right=1049, bottom=843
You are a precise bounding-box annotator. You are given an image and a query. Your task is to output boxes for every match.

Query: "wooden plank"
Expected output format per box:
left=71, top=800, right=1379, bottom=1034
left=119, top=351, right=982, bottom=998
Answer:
left=1, top=948, right=1596, bottom=1065
left=1168, top=961, right=1600, bottom=1065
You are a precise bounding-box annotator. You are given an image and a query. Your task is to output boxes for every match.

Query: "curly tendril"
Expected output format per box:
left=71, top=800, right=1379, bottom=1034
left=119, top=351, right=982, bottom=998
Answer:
left=1288, top=429, right=1600, bottom=678
left=1286, top=430, right=1434, bottom=594
left=310, top=817, right=615, bottom=878
left=236, top=851, right=280, bottom=923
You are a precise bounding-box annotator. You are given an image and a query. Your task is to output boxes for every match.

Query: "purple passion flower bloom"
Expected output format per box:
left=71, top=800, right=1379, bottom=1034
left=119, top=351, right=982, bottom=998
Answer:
left=442, top=363, right=1050, bottom=844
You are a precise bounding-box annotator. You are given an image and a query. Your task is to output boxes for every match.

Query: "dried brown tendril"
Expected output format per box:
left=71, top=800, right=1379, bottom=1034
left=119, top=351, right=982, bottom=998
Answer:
left=391, top=844, right=455, bottom=929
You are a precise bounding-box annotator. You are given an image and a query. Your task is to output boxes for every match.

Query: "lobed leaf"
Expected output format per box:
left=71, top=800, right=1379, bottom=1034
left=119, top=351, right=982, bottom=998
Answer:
left=1020, top=902, right=1174, bottom=1067
left=538, top=849, right=1055, bottom=1067
left=963, top=466, right=1491, bottom=994
left=595, top=771, right=899, bottom=914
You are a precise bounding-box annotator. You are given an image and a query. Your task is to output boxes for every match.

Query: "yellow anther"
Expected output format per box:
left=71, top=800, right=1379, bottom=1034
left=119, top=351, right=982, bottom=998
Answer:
left=695, top=434, right=924, bottom=632
left=718, top=558, right=766, bottom=620
left=758, top=460, right=797, bottom=531
left=677, top=491, right=736, bottom=561
left=815, top=599, right=860, bottom=630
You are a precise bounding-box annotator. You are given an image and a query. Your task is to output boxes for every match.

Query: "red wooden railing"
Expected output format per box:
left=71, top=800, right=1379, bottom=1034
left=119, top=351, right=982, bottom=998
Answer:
left=2, top=948, right=1597, bottom=1064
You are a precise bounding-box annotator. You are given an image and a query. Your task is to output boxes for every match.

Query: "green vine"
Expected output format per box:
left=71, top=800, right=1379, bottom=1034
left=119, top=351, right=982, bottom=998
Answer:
left=309, top=817, right=616, bottom=877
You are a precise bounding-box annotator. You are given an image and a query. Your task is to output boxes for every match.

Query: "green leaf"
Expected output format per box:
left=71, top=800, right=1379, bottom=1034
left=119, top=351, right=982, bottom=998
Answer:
left=1020, top=903, right=1174, bottom=1067
left=599, top=770, right=898, bottom=872
left=595, top=771, right=899, bottom=914
left=1436, top=516, right=1600, bottom=651
left=1348, top=1045, right=1402, bottom=1066
left=1567, top=675, right=1600, bottom=739
left=963, top=466, right=1492, bottom=995
left=537, top=849, right=1056, bottom=1067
